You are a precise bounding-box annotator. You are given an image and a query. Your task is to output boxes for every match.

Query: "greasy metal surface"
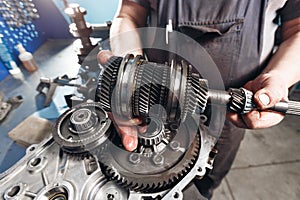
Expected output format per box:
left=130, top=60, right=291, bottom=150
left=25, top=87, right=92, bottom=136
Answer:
left=0, top=101, right=214, bottom=200
left=0, top=137, right=126, bottom=200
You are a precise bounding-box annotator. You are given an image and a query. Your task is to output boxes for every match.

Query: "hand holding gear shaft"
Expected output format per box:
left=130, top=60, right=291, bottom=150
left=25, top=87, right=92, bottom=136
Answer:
left=96, top=54, right=300, bottom=123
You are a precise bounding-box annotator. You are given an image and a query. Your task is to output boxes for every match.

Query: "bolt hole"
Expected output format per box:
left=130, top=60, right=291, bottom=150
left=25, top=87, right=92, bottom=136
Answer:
left=7, top=185, right=20, bottom=197
left=107, top=193, right=114, bottom=200
left=29, top=146, right=35, bottom=151
left=198, top=167, right=202, bottom=172
left=173, top=192, right=179, bottom=199
left=30, top=157, right=41, bottom=167
left=170, top=123, right=179, bottom=130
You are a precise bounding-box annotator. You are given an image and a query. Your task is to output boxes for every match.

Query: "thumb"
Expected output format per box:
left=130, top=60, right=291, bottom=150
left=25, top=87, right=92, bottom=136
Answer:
left=249, top=73, right=288, bottom=110
left=117, top=126, right=138, bottom=152
left=254, top=87, right=282, bottom=109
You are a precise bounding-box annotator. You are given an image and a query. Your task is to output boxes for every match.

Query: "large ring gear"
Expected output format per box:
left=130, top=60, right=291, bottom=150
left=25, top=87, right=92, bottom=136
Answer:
left=99, top=116, right=200, bottom=193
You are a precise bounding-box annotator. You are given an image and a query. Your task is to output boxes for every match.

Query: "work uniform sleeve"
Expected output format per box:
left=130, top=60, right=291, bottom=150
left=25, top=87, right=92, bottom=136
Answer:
left=279, top=0, right=300, bottom=21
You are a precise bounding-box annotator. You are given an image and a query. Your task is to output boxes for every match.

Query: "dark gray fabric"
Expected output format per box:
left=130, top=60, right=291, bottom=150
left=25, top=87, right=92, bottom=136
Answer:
left=134, top=0, right=266, bottom=88
left=279, top=0, right=300, bottom=22
left=131, top=1, right=300, bottom=85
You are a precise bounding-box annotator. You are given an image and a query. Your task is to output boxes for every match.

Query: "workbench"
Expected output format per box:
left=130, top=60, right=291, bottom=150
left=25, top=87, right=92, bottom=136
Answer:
left=0, top=39, right=81, bottom=173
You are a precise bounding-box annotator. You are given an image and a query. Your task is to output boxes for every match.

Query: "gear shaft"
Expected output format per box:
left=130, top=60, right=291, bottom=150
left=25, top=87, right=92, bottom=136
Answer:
left=96, top=54, right=300, bottom=122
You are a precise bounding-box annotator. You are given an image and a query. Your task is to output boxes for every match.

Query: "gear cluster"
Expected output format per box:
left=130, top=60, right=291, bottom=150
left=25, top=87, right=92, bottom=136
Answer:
left=96, top=55, right=209, bottom=123
left=51, top=54, right=261, bottom=198
left=96, top=54, right=275, bottom=124
left=133, top=60, right=170, bottom=118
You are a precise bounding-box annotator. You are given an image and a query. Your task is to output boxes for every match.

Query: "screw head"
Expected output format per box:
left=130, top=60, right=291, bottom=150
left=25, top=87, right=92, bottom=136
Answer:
left=169, top=140, right=180, bottom=151
left=152, top=154, right=164, bottom=166
left=129, top=153, right=141, bottom=164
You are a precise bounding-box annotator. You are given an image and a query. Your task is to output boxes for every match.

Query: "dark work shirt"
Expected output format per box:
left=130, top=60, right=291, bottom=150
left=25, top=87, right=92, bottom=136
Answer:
left=130, top=0, right=300, bottom=88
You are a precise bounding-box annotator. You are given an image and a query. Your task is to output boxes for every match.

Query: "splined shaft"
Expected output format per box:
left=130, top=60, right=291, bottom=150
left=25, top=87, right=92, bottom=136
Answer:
left=96, top=54, right=300, bottom=123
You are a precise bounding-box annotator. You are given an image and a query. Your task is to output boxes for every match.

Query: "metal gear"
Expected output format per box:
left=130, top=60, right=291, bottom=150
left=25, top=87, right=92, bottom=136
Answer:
left=191, top=73, right=209, bottom=114
left=96, top=56, right=123, bottom=111
left=53, top=102, right=111, bottom=155
left=96, top=54, right=212, bottom=124
left=133, top=61, right=170, bottom=118
left=138, top=118, right=165, bottom=147
left=228, top=88, right=254, bottom=114
left=98, top=116, right=200, bottom=193
left=180, top=61, right=193, bottom=122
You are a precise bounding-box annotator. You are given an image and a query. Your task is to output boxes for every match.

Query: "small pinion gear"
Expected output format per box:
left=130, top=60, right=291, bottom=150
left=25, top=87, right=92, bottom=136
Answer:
left=228, top=88, right=254, bottom=114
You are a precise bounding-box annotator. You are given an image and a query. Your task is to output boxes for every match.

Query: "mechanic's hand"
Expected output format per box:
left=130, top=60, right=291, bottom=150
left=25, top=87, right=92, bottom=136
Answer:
left=107, top=113, right=147, bottom=151
left=98, top=50, right=146, bottom=151
left=227, top=72, right=289, bottom=129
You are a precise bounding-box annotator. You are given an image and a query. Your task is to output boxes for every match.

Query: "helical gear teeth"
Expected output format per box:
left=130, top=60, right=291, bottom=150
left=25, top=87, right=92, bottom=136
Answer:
left=96, top=56, right=122, bottom=111
left=133, top=62, right=168, bottom=117
left=228, top=88, right=254, bottom=114
left=190, top=74, right=209, bottom=113
left=181, top=65, right=194, bottom=121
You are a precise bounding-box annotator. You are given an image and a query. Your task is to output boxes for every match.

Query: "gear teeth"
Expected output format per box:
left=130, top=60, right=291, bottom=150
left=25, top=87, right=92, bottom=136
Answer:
left=138, top=125, right=165, bottom=147
left=96, top=56, right=123, bottom=111
left=181, top=64, right=193, bottom=121
left=53, top=103, right=111, bottom=156
left=101, top=128, right=200, bottom=193
left=191, top=74, right=209, bottom=113
left=228, top=88, right=254, bottom=114
left=133, top=62, right=170, bottom=118
left=95, top=56, right=202, bottom=193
